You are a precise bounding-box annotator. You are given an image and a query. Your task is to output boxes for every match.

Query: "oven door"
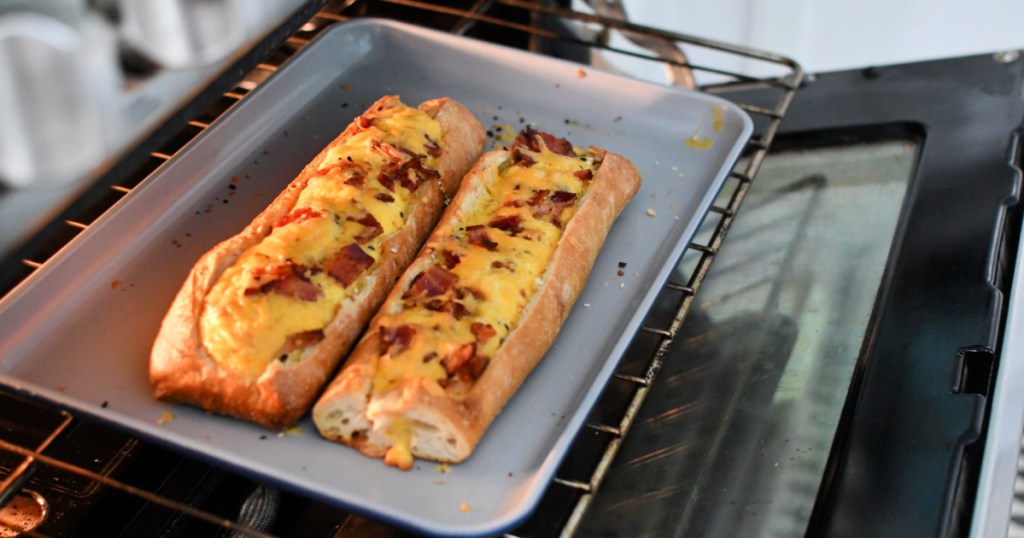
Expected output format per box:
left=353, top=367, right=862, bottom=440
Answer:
left=556, top=52, right=1022, bottom=537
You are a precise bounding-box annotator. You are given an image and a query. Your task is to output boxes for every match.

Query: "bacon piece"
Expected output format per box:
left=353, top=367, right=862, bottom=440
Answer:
left=443, top=342, right=476, bottom=374
left=471, top=322, right=497, bottom=345
left=404, top=266, right=459, bottom=299
left=421, top=297, right=470, bottom=320
left=277, top=329, right=325, bottom=360
left=551, top=191, right=577, bottom=204
left=513, top=127, right=542, bottom=153
left=347, top=212, right=383, bottom=243
left=574, top=169, right=594, bottom=181
left=455, top=286, right=487, bottom=302
left=245, top=263, right=321, bottom=302
left=489, top=214, right=524, bottom=236
left=466, top=225, right=498, bottom=251
left=440, top=249, right=461, bottom=270
left=527, top=189, right=550, bottom=207
left=424, top=135, right=442, bottom=157
left=532, top=191, right=579, bottom=227
left=512, top=147, right=535, bottom=167
left=452, top=301, right=470, bottom=320
left=375, top=192, right=395, bottom=203
left=511, top=127, right=575, bottom=166
left=538, top=132, right=574, bottom=156
left=273, top=207, right=323, bottom=228
left=407, top=155, right=440, bottom=183
left=373, top=140, right=416, bottom=162
left=377, top=154, right=439, bottom=193
left=356, top=115, right=373, bottom=129
left=378, top=325, right=416, bottom=356
left=449, top=354, right=490, bottom=382
left=377, top=167, right=397, bottom=192
left=263, top=274, right=321, bottom=301
left=344, top=171, right=366, bottom=187
left=325, top=243, right=375, bottom=287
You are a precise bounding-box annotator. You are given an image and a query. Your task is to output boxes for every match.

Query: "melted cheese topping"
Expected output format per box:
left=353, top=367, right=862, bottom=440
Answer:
left=200, top=101, right=443, bottom=378
left=372, top=141, right=600, bottom=398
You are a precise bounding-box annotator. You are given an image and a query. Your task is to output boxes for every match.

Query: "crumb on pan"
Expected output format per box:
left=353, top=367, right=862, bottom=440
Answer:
left=277, top=426, right=303, bottom=438
left=435, top=463, right=451, bottom=474
left=646, top=208, right=657, bottom=217
left=157, top=411, right=175, bottom=425
left=459, top=502, right=471, bottom=513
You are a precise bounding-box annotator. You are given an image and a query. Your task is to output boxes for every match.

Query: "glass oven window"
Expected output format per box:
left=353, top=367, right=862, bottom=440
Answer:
left=579, top=135, right=919, bottom=537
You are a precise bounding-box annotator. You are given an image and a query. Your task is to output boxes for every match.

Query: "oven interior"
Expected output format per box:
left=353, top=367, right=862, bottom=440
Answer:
left=2, top=1, right=1022, bottom=537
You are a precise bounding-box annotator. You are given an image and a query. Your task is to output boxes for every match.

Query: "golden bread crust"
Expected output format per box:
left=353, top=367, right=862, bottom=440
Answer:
left=150, top=96, right=485, bottom=429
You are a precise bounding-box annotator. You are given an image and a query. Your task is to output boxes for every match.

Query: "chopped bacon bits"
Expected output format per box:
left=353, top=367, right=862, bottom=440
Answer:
left=443, top=342, right=476, bottom=373
left=489, top=214, right=524, bottom=236
left=377, top=167, right=398, bottom=191
left=528, top=189, right=550, bottom=207
left=378, top=325, right=416, bottom=355
left=511, top=127, right=575, bottom=167
left=347, top=212, right=383, bottom=243
left=440, top=249, right=462, bottom=270
left=466, top=225, right=498, bottom=251
left=246, top=263, right=322, bottom=301
left=274, top=207, right=323, bottom=228
left=573, top=169, right=594, bottom=181
left=457, top=354, right=490, bottom=381
left=419, top=298, right=469, bottom=320
left=530, top=190, right=579, bottom=227
left=375, top=192, right=395, bottom=203
left=376, top=151, right=439, bottom=194
left=404, top=266, right=459, bottom=299
left=538, top=131, right=574, bottom=156
left=458, top=286, right=487, bottom=302
left=424, top=135, right=442, bottom=157
left=551, top=191, right=577, bottom=203
left=344, top=172, right=366, bottom=187
left=325, top=243, right=375, bottom=287
left=452, top=301, right=470, bottom=320
left=470, top=322, right=497, bottom=344
left=280, top=329, right=325, bottom=356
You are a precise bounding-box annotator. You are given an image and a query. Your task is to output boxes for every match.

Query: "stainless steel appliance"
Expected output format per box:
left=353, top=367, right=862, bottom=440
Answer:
left=1, top=1, right=1021, bottom=536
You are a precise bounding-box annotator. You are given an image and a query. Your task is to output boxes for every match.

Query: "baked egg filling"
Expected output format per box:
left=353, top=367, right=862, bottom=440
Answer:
left=371, top=130, right=600, bottom=400
left=199, top=100, right=444, bottom=378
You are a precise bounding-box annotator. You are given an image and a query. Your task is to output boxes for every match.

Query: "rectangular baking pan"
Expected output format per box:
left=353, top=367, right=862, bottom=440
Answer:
left=0, top=19, right=751, bottom=536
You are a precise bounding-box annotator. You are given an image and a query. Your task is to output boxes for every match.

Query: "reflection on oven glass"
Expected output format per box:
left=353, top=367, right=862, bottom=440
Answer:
left=580, top=138, right=917, bottom=537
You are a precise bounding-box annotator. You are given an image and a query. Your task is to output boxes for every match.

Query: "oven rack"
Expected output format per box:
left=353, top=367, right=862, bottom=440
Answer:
left=0, top=1, right=802, bottom=536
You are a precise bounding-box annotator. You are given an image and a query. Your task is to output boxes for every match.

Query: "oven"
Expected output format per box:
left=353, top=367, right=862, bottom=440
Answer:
left=1, top=1, right=1022, bottom=536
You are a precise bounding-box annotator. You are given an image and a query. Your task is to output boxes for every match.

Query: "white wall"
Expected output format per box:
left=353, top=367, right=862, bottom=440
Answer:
left=580, top=1, right=1024, bottom=83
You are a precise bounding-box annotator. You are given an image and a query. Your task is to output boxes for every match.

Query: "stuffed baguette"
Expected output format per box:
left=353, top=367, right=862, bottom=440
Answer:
left=150, top=96, right=485, bottom=429
left=312, top=127, right=641, bottom=468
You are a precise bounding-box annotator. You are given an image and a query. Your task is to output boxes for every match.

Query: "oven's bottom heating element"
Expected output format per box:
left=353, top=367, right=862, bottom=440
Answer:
left=0, top=0, right=800, bottom=536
